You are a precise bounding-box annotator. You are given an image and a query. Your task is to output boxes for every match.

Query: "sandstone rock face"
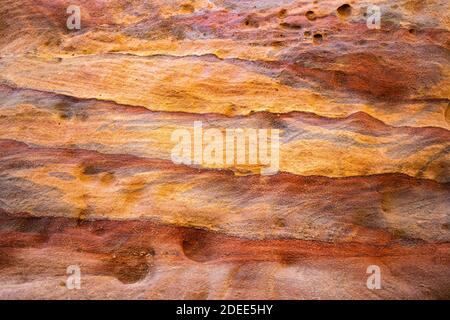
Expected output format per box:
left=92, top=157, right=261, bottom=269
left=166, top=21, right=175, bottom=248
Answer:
left=0, top=0, right=449, bottom=299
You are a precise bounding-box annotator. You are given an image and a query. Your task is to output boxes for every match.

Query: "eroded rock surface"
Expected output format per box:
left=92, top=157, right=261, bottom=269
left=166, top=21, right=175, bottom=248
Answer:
left=0, top=0, right=449, bottom=299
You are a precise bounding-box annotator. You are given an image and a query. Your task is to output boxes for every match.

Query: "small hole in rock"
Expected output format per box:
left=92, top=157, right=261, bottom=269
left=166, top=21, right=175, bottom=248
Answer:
left=305, top=10, right=316, bottom=21
left=278, top=9, right=287, bottom=18
left=244, top=15, right=259, bottom=27
left=280, top=22, right=302, bottom=29
left=337, top=4, right=352, bottom=17
left=313, top=33, right=323, bottom=44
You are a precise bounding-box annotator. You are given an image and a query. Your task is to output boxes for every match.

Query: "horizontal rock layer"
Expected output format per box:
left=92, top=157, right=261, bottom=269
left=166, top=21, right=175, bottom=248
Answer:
left=1, top=213, right=450, bottom=299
